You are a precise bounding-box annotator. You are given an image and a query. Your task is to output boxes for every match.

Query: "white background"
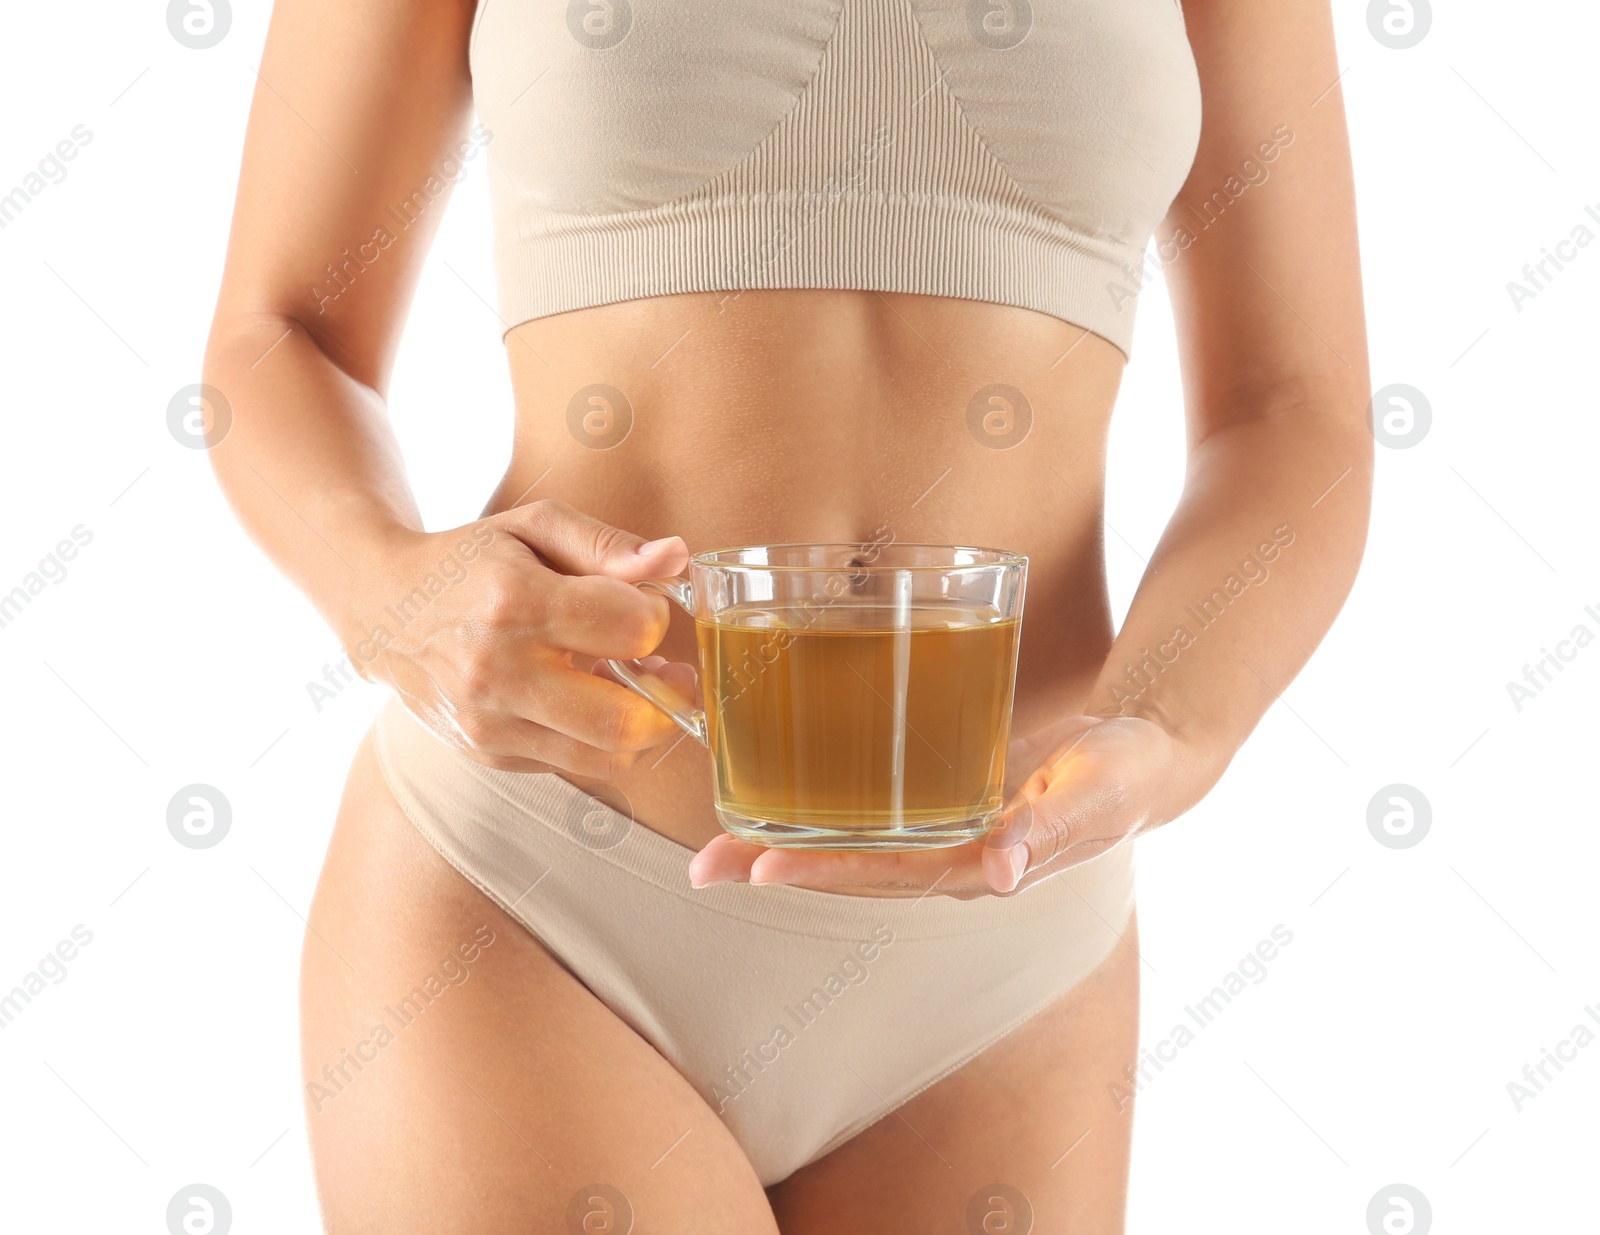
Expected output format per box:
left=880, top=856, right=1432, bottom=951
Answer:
left=1, top=1, right=1595, bottom=1231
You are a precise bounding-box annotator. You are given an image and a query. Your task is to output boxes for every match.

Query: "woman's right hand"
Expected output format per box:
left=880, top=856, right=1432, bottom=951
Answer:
left=338, top=499, right=695, bottom=778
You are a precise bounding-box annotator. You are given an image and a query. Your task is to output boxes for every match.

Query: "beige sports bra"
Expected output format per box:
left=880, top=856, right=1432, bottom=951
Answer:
left=468, top=0, right=1202, bottom=358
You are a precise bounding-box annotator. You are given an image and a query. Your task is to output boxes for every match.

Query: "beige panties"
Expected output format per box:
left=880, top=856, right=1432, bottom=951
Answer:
left=371, top=693, right=1136, bottom=1186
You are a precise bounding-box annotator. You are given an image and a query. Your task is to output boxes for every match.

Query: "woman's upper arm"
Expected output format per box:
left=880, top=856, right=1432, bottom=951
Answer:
left=209, top=0, right=480, bottom=394
left=1162, top=0, right=1372, bottom=448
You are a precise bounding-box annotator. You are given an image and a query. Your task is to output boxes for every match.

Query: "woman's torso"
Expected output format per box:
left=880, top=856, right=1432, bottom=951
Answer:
left=465, top=0, right=1202, bottom=846
left=483, top=289, right=1126, bottom=850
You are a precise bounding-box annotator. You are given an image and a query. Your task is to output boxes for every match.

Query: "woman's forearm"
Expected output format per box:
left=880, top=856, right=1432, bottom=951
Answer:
left=201, top=313, right=424, bottom=651
left=1084, top=403, right=1374, bottom=821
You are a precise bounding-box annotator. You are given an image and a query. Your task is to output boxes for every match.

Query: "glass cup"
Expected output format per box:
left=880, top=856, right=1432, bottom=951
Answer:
left=606, top=542, right=1027, bottom=850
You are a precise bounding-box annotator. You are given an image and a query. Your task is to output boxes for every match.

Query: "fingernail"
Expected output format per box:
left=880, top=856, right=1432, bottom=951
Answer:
left=636, top=536, right=679, bottom=555
left=748, top=858, right=784, bottom=886
left=1006, top=844, right=1029, bottom=889
left=688, top=860, right=730, bottom=889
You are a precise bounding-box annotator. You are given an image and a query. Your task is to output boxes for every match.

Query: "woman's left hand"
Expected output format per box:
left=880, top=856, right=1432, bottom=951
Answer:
left=687, top=711, right=1185, bottom=899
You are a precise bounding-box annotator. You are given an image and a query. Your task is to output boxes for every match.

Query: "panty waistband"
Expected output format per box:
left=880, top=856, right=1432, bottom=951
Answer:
left=371, top=692, right=1135, bottom=943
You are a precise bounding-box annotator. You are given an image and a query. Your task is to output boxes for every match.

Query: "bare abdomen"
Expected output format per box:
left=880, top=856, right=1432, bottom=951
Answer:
left=487, top=288, right=1127, bottom=848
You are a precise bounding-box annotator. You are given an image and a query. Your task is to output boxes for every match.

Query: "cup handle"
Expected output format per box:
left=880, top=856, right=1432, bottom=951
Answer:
left=603, top=576, right=707, bottom=745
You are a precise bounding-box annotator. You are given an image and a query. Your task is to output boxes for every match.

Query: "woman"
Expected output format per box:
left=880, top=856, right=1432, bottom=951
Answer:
left=203, top=0, right=1371, bottom=1229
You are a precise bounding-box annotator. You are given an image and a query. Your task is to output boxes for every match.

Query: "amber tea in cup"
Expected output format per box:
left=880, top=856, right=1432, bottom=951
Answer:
left=606, top=543, right=1026, bottom=850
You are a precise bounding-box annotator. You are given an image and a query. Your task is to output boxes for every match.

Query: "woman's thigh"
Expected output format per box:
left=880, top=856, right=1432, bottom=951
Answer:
left=768, top=910, right=1141, bottom=1235
left=301, top=730, right=779, bottom=1233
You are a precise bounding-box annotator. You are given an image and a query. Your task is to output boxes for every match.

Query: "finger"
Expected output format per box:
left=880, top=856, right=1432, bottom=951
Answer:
left=692, top=829, right=1057, bottom=899
left=426, top=636, right=677, bottom=750
left=1002, top=837, right=1128, bottom=895
left=648, top=659, right=700, bottom=706
left=589, top=656, right=700, bottom=712
left=976, top=778, right=1051, bottom=893
left=489, top=653, right=690, bottom=752
left=687, top=832, right=766, bottom=887
left=494, top=497, right=690, bottom=581
left=431, top=705, right=650, bottom=780
left=496, top=570, right=678, bottom=661
left=459, top=563, right=677, bottom=661
left=981, top=828, right=1032, bottom=894
left=981, top=752, right=1141, bottom=893
left=1004, top=713, right=1102, bottom=783
left=1039, top=836, right=1124, bottom=874
left=749, top=843, right=992, bottom=897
